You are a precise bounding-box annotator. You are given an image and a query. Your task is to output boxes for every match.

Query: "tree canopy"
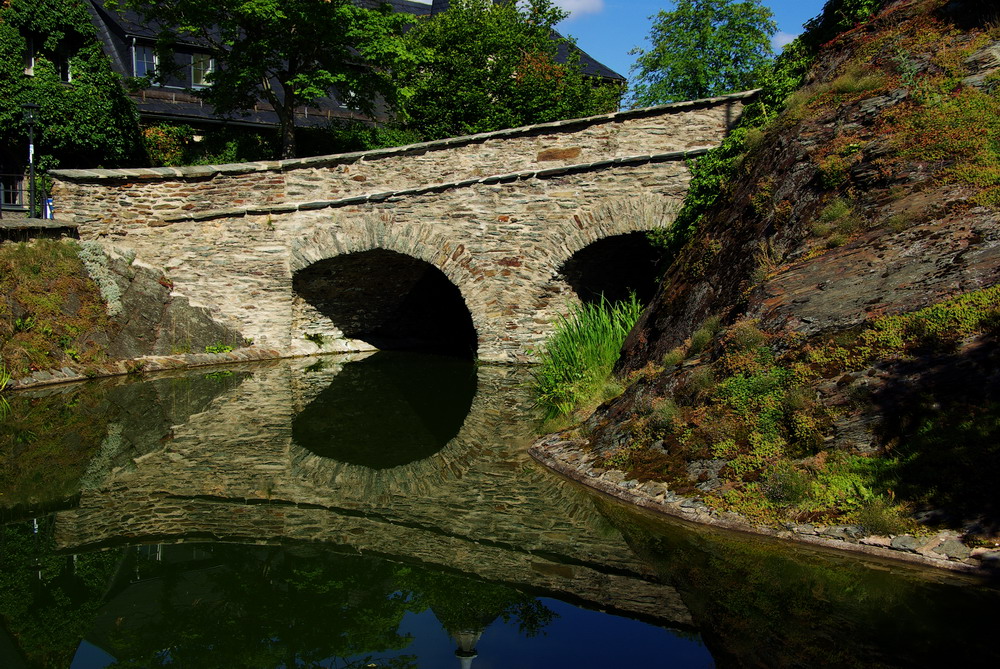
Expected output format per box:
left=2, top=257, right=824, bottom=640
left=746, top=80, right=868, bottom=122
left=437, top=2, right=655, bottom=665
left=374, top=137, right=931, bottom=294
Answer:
left=0, top=0, right=144, bottom=171
left=395, top=0, right=621, bottom=141
left=113, top=0, right=414, bottom=159
left=630, top=0, right=777, bottom=106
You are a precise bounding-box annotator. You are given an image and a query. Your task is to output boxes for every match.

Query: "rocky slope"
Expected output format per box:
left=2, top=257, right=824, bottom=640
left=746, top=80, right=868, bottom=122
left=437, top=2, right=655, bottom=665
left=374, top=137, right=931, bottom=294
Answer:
left=1, top=239, right=246, bottom=387
left=532, top=0, right=1000, bottom=570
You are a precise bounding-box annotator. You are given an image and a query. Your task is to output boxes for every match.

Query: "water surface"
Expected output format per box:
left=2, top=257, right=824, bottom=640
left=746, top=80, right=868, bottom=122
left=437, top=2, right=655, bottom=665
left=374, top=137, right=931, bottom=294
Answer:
left=0, top=353, right=996, bottom=667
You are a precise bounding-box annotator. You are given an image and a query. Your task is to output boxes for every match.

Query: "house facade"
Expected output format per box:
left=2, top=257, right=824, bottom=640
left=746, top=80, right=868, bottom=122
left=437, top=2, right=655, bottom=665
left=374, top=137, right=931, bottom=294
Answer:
left=88, top=0, right=623, bottom=132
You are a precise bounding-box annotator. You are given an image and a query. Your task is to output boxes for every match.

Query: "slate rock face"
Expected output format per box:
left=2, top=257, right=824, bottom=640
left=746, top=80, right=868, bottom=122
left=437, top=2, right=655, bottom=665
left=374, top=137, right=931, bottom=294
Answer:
left=557, top=0, right=1000, bottom=550
left=81, top=243, right=244, bottom=359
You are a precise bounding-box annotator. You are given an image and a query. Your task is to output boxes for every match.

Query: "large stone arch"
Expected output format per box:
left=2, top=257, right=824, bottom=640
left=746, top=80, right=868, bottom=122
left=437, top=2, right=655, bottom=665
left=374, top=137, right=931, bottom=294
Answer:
left=287, top=211, right=493, bottom=357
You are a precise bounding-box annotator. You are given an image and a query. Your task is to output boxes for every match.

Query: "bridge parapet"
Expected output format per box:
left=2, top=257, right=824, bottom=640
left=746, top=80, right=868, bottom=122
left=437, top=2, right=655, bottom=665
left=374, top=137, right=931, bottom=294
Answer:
left=52, top=92, right=754, bottom=231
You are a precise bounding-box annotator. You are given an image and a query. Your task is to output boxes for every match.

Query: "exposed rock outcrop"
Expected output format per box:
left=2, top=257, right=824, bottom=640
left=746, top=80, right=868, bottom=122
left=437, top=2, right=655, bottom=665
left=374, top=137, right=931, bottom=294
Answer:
left=532, top=0, right=1000, bottom=570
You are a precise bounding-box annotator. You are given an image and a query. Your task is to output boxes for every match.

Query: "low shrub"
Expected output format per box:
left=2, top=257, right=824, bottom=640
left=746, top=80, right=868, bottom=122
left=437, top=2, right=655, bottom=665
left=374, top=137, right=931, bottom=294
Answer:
left=856, top=496, right=910, bottom=536
left=688, top=315, right=723, bottom=355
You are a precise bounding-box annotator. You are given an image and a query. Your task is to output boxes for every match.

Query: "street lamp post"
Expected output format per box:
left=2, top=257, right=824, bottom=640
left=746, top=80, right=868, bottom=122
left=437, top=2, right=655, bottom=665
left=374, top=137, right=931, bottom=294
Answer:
left=22, top=103, right=39, bottom=218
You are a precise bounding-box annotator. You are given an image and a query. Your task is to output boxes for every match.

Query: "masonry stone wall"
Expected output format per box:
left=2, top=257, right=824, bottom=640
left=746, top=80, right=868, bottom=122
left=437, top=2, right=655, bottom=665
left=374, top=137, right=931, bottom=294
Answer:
left=50, top=94, right=752, bottom=361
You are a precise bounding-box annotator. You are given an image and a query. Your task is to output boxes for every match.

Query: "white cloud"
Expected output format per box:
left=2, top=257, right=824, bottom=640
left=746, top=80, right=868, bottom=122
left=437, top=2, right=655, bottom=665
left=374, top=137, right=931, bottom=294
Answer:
left=772, top=32, right=799, bottom=51
left=554, top=0, right=605, bottom=19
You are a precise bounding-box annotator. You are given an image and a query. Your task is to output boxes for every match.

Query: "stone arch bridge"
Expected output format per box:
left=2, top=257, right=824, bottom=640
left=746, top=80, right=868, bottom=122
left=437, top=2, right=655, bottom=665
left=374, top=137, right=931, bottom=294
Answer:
left=52, top=92, right=753, bottom=362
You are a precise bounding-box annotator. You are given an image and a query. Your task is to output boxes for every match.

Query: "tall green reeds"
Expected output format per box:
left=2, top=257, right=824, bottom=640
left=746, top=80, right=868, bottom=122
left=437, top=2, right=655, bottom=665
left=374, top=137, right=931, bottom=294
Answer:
left=532, top=294, right=642, bottom=420
left=0, top=362, right=11, bottom=420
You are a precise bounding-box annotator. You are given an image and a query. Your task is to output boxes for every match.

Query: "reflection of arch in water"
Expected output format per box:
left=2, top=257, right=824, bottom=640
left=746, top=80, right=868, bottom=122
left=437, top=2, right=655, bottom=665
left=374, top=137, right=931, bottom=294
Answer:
left=288, top=361, right=537, bottom=501
left=292, top=351, right=478, bottom=469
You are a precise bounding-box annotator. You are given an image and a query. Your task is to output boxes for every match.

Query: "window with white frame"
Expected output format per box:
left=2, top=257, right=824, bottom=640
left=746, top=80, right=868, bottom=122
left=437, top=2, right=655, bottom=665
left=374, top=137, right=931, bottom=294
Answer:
left=134, top=43, right=156, bottom=78
left=23, top=36, right=35, bottom=76
left=191, top=52, right=214, bottom=87
left=54, top=48, right=71, bottom=83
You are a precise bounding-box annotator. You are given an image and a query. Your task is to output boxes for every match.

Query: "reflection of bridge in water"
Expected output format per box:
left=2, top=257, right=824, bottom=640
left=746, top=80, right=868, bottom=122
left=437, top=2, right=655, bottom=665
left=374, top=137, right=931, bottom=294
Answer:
left=52, top=356, right=691, bottom=627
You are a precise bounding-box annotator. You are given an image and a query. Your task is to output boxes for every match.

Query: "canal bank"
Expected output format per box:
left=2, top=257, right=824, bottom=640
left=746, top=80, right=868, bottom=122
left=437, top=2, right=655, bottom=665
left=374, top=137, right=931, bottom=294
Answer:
left=530, top=435, right=1000, bottom=575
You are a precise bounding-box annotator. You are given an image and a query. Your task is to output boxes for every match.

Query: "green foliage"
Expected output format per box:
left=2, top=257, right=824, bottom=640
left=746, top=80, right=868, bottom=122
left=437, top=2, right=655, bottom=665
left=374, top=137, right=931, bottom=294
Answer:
left=0, top=387, right=111, bottom=507
left=396, top=0, right=621, bottom=140
left=762, top=460, right=811, bottom=505
left=0, top=240, right=113, bottom=377
left=143, top=123, right=278, bottom=166
left=687, top=314, right=723, bottom=355
left=662, top=346, right=687, bottom=367
left=856, top=496, right=909, bottom=536
left=114, top=0, right=414, bottom=159
left=811, top=197, right=862, bottom=242
left=887, top=86, right=1000, bottom=207
left=532, top=295, right=642, bottom=419
left=828, top=63, right=886, bottom=95
left=403, top=567, right=555, bottom=639
left=0, top=0, right=144, bottom=170
left=142, top=123, right=192, bottom=166
left=205, top=342, right=233, bottom=354
left=0, top=363, right=10, bottom=420
left=303, top=332, right=326, bottom=348
left=648, top=0, right=885, bottom=257
left=803, top=286, right=1000, bottom=373
left=630, top=0, right=777, bottom=106
left=801, top=451, right=879, bottom=514
left=317, top=120, right=427, bottom=153
left=652, top=397, right=682, bottom=430
left=0, top=520, right=120, bottom=667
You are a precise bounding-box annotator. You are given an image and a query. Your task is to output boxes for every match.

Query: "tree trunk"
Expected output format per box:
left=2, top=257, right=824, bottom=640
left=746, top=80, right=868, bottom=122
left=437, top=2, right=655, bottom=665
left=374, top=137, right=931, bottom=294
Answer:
left=278, top=97, right=298, bottom=160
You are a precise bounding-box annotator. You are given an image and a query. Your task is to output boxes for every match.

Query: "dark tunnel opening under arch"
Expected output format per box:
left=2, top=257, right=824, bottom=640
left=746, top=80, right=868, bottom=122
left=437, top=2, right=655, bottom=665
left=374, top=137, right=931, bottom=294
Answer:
left=293, top=249, right=478, bottom=358
left=558, top=232, right=662, bottom=306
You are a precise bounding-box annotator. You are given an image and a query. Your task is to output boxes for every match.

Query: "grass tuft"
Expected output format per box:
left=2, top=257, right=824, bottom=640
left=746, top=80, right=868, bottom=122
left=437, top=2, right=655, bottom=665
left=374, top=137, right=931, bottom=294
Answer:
left=532, top=294, right=642, bottom=420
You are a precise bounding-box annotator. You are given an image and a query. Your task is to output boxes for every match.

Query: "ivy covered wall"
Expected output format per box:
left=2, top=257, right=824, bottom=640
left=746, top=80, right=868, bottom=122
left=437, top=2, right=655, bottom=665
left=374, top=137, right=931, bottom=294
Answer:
left=0, top=0, right=144, bottom=173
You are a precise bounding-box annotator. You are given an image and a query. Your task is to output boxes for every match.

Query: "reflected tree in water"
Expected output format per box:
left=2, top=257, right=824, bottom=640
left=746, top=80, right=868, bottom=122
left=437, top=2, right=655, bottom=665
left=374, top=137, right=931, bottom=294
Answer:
left=0, top=519, right=120, bottom=667
left=0, top=534, right=558, bottom=668
left=400, top=567, right=556, bottom=660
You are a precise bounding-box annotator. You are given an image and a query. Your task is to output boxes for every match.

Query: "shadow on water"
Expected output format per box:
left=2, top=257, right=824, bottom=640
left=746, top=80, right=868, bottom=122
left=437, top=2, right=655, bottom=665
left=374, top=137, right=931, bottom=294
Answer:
left=292, top=351, right=478, bottom=469
left=593, top=495, right=1000, bottom=668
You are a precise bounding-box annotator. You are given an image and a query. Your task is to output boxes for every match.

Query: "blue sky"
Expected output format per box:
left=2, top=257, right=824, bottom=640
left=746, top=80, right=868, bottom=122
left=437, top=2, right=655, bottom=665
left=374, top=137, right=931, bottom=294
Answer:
left=553, top=0, right=829, bottom=84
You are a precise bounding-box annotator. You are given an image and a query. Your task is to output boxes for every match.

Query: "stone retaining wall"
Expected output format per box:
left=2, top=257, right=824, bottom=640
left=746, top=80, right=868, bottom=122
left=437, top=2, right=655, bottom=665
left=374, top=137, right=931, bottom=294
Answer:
left=529, top=435, right=1000, bottom=574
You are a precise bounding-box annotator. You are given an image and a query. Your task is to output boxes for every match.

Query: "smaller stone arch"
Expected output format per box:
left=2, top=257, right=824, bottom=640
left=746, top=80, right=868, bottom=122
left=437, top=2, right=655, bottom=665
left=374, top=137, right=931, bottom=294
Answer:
left=544, top=193, right=680, bottom=306
left=554, top=193, right=680, bottom=270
